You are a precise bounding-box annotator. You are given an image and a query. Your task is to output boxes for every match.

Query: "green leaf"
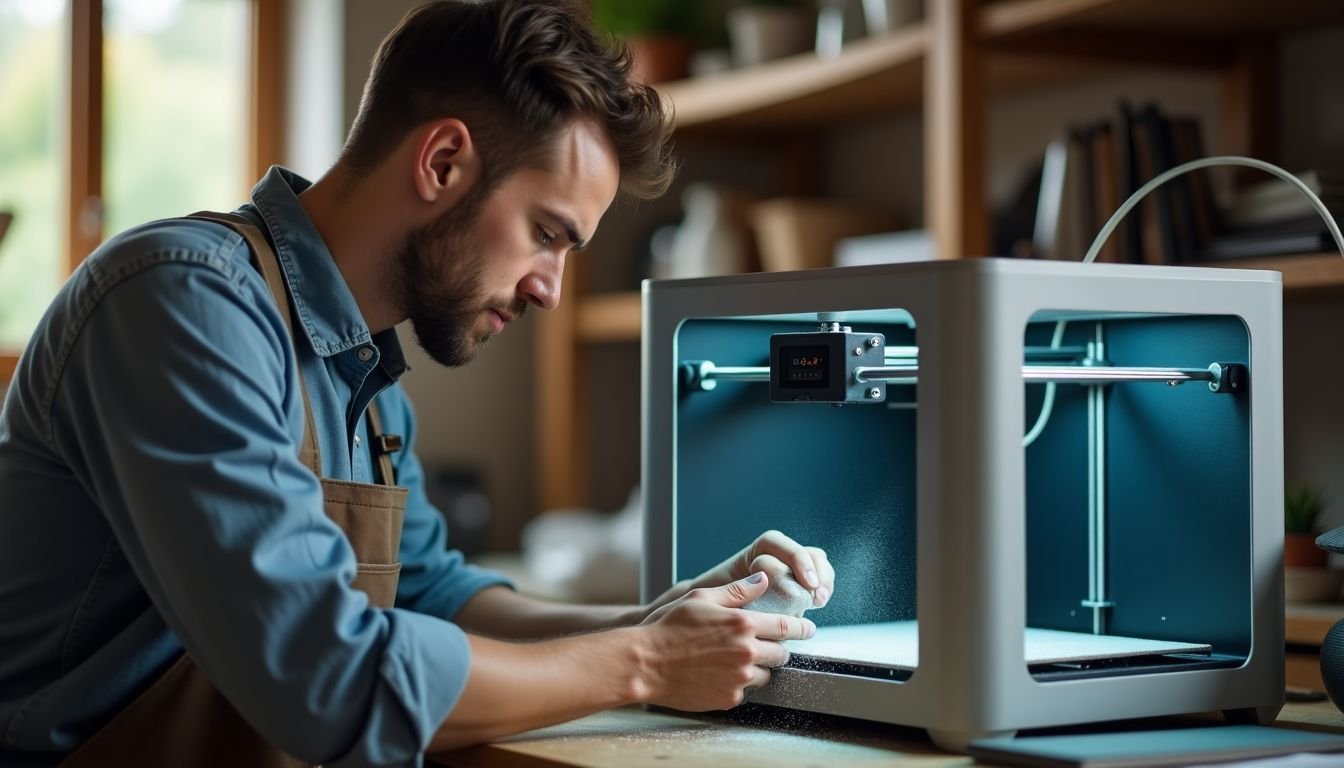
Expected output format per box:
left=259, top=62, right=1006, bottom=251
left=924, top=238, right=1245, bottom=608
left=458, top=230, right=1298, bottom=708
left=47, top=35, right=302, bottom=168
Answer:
left=1285, top=484, right=1326, bottom=534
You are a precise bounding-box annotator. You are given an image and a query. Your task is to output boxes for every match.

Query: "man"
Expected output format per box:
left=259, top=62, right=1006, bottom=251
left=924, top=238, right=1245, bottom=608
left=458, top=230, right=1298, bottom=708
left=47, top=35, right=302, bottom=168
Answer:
left=0, top=1, right=836, bottom=766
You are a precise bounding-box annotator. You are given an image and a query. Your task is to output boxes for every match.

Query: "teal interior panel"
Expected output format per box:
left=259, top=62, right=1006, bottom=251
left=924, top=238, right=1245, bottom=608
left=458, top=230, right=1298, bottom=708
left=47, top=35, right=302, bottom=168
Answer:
left=1105, top=316, right=1252, bottom=655
left=674, top=318, right=918, bottom=626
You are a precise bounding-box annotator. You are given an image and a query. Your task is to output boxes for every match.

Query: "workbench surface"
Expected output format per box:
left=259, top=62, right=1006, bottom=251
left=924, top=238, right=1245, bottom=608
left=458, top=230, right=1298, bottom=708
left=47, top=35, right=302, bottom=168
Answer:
left=428, top=699, right=1344, bottom=767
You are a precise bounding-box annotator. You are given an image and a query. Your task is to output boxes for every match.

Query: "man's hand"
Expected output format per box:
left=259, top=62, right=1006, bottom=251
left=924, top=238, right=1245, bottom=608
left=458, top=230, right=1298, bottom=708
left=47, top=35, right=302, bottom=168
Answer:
left=455, top=530, right=834, bottom=640
left=430, top=572, right=815, bottom=752
left=635, top=572, right=815, bottom=711
left=681, top=530, right=836, bottom=612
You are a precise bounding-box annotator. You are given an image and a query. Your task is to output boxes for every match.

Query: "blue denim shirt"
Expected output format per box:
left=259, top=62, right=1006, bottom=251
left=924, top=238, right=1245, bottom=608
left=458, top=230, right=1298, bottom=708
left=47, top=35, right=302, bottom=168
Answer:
left=0, top=167, right=511, bottom=766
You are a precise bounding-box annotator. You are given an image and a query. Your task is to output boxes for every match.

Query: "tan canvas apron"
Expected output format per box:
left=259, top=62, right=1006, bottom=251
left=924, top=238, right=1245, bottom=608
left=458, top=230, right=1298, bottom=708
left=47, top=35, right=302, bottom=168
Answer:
left=59, top=212, right=409, bottom=767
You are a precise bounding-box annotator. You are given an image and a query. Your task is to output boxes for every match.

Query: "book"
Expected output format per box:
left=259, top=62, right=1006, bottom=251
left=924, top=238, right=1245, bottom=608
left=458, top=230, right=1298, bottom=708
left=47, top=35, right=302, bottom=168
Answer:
left=1072, top=124, right=1098, bottom=260
left=1129, top=106, right=1166, bottom=264
left=1230, top=169, right=1344, bottom=207
left=1036, top=106, right=1212, bottom=265
left=1170, top=117, right=1218, bottom=250
left=1089, top=121, right=1125, bottom=263
left=1196, top=227, right=1334, bottom=261
left=1152, top=109, right=1198, bottom=262
left=1136, top=103, right=1179, bottom=264
left=1114, top=101, right=1144, bottom=264
left=1034, top=129, right=1093, bottom=261
left=1226, top=171, right=1344, bottom=228
left=1034, top=138, right=1068, bottom=258
left=1141, top=104, right=1175, bottom=261
left=1058, top=129, right=1092, bottom=261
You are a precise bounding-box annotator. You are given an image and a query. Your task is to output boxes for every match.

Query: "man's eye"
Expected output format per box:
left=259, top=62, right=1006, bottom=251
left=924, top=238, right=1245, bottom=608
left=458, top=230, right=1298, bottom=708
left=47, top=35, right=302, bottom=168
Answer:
left=537, top=226, right=555, bottom=247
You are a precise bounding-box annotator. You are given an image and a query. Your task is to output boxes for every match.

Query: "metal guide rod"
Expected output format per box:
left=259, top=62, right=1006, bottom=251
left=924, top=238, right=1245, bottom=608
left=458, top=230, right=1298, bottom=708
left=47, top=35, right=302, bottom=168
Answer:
left=882, top=345, right=1088, bottom=361
left=699, top=366, right=769, bottom=382
left=855, top=365, right=1218, bottom=385
left=696, top=364, right=1219, bottom=385
left=1079, top=330, right=1113, bottom=635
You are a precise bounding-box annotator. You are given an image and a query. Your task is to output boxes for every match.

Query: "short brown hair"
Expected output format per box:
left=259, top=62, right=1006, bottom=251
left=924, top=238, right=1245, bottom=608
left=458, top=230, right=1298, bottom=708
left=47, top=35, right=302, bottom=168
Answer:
left=342, top=0, right=676, bottom=200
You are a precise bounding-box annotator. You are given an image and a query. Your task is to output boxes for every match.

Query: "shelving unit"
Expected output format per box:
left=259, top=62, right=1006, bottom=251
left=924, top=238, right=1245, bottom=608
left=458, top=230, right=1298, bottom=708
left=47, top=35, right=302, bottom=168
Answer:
left=663, top=0, right=1343, bottom=135
left=534, top=0, right=1344, bottom=514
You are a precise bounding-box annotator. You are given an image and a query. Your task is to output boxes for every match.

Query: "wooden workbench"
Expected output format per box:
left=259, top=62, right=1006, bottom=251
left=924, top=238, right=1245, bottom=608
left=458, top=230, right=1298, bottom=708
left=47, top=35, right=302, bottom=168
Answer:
left=428, top=699, right=1344, bottom=767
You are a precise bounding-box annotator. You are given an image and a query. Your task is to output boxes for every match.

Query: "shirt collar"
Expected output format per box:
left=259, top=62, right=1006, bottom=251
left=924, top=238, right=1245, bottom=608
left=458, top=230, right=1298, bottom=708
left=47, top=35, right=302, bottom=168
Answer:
left=242, top=166, right=379, bottom=360
left=373, top=328, right=410, bottom=380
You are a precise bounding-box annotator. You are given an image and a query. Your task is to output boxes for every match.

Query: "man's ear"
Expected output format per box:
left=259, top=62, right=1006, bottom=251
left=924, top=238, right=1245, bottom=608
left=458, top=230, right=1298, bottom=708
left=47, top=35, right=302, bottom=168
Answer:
left=412, top=118, right=481, bottom=209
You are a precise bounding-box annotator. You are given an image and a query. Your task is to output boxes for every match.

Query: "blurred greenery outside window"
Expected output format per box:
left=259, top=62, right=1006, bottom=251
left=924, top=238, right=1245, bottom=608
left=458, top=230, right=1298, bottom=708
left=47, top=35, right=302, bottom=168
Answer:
left=0, top=0, right=63, bottom=350
left=104, top=0, right=249, bottom=236
left=0, top=0, right=250, bottom=352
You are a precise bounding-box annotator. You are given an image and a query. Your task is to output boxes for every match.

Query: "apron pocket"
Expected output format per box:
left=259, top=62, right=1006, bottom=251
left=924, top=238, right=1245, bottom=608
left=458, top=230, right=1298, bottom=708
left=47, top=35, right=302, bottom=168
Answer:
left=320, top=481, right=407, bottom=565
left=353, top=561, right=402, bottom=608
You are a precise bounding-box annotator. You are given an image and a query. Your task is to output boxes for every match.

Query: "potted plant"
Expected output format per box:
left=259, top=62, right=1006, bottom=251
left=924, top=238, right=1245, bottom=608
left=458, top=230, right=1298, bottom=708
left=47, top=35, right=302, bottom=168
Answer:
left=1286, top=484, right=1328, bottom=568
left=590, top=0, right=700, bottom=84
left=727, top=0, right=812, bottom=67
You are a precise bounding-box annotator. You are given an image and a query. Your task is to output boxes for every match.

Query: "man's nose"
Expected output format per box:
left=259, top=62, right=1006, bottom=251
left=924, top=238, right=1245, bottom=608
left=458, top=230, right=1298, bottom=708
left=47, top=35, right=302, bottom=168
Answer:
left=519, top=254, right=564, bottom=310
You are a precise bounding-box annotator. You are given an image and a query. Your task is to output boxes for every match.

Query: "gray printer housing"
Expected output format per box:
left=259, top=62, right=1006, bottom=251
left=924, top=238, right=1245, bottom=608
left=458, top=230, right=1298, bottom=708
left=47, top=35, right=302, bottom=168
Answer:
left=641, top=259, right=1284, bottom=750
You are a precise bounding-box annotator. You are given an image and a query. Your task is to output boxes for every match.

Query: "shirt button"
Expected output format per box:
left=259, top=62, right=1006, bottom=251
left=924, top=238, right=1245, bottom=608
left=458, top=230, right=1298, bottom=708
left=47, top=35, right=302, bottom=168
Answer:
left=357, top=346, right=375, bottom=362
left=354, top=435, right=361, bottom=445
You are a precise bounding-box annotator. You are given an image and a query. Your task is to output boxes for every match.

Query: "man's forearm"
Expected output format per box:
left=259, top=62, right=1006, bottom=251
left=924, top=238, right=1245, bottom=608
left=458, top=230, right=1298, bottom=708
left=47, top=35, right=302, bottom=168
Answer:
left=453, top=586, right=648, bottom=638
left=428, top=628, right=648, bottom=752
left=433, top=573, right=817, bottom=753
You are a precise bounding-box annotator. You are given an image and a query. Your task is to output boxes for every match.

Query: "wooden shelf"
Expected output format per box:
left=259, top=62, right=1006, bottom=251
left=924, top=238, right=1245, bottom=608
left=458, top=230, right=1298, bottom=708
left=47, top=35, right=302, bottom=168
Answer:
left=657, top=0, right=1344, bottom=134
left=985, top=0, right=1344, bottom=39
left=575, top=291, right=642, bottom=342
left=659, top=27, right=926, bottom=132
left=1287, top=601, right=1344, bottom=646
left=1219, top=253, right=1344, bottom=292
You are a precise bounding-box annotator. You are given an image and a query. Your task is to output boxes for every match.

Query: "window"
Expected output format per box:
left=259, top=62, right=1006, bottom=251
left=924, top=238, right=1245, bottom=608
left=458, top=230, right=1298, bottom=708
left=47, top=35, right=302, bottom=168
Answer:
left=104, top=0, right=252, bottom=234
left=0, top=0, right=279, bottom=378
left=0, top=0, right=65, bottom=350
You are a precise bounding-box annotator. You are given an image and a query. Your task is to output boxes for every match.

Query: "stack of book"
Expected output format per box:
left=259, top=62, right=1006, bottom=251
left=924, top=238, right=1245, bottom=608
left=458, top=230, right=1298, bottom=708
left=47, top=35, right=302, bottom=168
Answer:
left=1033, top=101, right=1216, bottom=264
left=1202, top=169, right=1343, bottom=260
left=1029, top=100, right=1342, bottom=264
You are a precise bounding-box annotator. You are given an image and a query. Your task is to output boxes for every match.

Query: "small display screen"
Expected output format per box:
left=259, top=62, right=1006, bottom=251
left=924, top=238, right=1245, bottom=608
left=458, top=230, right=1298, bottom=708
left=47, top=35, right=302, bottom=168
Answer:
left=780, top=344, right=829, bottom=389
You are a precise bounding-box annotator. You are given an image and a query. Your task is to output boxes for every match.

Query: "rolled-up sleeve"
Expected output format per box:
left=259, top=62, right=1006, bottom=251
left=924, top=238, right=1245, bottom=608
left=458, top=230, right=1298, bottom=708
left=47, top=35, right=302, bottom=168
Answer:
left=49, top=257, right=466, bottom=766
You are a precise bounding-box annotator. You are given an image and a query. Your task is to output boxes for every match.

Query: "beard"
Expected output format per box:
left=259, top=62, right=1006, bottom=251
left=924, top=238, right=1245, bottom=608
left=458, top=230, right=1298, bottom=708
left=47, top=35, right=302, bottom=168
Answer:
left=392, top=189, right=527, bottom=367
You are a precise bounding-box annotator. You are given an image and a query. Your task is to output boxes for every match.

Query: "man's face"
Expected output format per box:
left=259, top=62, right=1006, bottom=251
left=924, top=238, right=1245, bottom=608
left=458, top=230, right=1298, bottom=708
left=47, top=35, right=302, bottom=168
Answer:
left=394, top=120, right=620, bottom=367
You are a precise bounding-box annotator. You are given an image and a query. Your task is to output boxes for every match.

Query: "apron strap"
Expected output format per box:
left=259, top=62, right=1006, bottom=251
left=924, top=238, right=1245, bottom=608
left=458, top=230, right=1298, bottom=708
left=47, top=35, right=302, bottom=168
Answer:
left=187, top=211, right=322, bottom=476
left=365, top=402, right=399, bottom=487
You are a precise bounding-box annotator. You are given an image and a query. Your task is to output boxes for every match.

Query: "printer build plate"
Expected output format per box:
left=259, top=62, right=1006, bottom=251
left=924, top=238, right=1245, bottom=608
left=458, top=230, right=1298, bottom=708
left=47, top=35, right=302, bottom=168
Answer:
left=785, top=621, right=1212, bottom=672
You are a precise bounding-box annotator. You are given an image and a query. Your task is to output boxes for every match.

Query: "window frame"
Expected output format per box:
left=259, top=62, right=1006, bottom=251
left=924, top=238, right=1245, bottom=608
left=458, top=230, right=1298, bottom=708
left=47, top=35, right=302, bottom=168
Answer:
left=0, top=0, right=284, bottom=381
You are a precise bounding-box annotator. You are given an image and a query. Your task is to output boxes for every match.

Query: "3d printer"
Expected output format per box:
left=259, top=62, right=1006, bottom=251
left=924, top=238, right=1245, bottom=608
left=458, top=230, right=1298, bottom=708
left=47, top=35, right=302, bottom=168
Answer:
left=641, top=258, right=1283, bottom=750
